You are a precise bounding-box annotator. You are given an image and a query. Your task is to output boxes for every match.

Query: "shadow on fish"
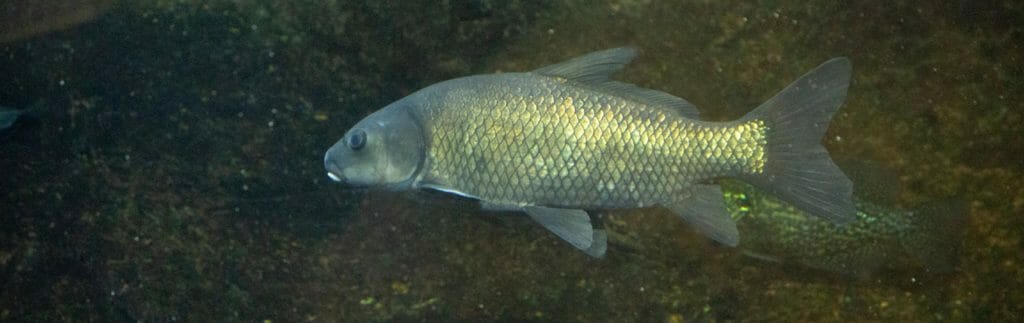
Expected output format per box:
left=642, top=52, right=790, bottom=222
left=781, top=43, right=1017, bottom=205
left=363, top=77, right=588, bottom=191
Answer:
left=323, top=48, right=855, bottom=257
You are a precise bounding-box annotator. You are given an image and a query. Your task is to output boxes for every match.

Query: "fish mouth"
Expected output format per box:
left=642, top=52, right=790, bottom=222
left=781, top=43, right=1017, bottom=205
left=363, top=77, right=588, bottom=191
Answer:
left=324, top=171, right=372, bottom=190
left=323, top=149, right=346, bottom=183
left=326, top=171, right=343, bottom=183
left=324, top=162, right=346, bottom=184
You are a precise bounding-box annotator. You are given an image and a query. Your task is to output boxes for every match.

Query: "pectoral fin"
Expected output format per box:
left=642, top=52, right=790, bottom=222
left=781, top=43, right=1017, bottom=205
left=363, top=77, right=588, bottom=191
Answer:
left=524, top=206, right=606, bottom=258
left=664, top=185, right=740, bottom=247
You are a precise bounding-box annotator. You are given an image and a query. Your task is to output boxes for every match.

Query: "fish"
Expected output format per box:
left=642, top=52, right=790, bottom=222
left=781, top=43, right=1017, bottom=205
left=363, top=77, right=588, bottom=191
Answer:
left=721, top=179, right=967, bottom=277
left=1, top=104, right=44, bottom=131
left=0, top=106, right=27, bottom=130
left=324, top=48, right=855, bottom=257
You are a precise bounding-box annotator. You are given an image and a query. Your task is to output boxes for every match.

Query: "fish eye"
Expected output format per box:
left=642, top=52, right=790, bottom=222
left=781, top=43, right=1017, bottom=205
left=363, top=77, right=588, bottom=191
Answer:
left=347, top=129, right=367, bottom=150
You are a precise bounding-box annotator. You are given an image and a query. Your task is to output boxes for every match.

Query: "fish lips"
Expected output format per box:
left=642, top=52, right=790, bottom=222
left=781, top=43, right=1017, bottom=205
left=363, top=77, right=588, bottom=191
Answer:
left=326, top=171, right=344, bottom=183
left=323, top=148, right=346, bottom=184
left=322, top=146, right=371, bottom=189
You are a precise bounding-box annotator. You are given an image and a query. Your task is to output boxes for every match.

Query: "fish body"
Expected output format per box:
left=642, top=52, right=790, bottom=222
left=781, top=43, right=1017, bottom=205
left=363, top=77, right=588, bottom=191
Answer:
left=721, top=179, right=966, bottom=277
left=418, top=72, right=767, bottom=210
left=324, top=48, right=855, bottom=256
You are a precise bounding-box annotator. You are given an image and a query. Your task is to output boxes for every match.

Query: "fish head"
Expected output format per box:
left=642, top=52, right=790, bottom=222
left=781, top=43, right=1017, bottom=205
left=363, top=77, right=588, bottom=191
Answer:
left=324, top=102, right=425, bottom=189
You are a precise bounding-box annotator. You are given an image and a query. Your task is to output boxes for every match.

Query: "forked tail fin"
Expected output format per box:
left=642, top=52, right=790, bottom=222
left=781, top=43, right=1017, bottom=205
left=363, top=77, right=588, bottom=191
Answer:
left=740, top=58, right=856, bottom=223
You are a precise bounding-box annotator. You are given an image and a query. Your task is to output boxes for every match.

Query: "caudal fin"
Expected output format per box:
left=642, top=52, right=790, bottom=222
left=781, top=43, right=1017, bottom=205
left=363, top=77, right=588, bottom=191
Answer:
left=902, top=200, right=969, bottom=273
left=740, top=58, right=856, bottom=223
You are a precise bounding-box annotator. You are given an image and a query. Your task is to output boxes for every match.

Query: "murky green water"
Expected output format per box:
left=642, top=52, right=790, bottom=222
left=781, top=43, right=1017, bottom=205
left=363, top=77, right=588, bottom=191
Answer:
left=2, top=1, right=1021, bottom=321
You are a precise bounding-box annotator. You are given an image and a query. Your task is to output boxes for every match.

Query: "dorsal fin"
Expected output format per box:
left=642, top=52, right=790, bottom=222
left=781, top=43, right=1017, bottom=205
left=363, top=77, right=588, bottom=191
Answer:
left=533, top=47, right=637, bottom=83
left=532, top=47, right=700, bottom=119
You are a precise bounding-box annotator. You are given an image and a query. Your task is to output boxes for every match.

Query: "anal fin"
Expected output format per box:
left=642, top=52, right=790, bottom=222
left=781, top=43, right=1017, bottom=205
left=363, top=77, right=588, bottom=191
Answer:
left=586, top=229, right=608, bottom=258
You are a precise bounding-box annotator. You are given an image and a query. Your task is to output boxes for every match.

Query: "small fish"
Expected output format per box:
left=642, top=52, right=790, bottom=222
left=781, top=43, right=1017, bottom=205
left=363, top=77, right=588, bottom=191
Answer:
left=0, top=104, right=44, bottom=131
left=0, top=106, right=27, bottom=130
left=324, top=48, right=855, bottom=257
left=721, top=179, right=967, bottom=277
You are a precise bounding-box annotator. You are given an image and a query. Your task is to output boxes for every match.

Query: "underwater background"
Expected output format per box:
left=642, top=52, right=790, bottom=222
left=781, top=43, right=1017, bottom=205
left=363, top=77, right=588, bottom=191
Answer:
left=1, top=0, right=1021, bottom=321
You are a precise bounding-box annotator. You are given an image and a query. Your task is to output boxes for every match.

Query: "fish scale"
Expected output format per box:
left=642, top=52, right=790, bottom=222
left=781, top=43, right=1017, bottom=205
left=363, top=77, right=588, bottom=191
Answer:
left=420, top=74, right=767, bottom=209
